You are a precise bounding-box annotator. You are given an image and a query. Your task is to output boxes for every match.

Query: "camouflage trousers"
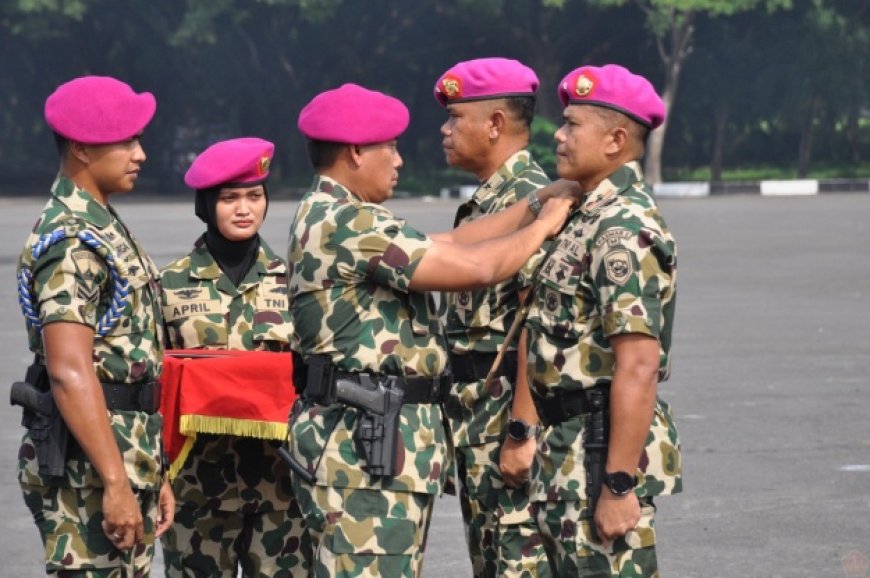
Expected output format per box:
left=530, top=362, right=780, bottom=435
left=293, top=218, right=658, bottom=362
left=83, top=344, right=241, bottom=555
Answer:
left=292, top=478, right=434, bottom=578
left=162, top=437, right=310, bottom=578
left=456, top=442, right=550, bottom=578
left=534, top=497, right=658, bottom=577
left=21, top=482, right=158, bottom=577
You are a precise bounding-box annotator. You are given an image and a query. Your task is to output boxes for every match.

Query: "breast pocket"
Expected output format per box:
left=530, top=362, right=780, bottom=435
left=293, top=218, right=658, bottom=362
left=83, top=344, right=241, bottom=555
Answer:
left=409, top=292, right=440, bottom=336
left=252, top=281, right=291, bottom=349
left=162, top=290, right=228, bottom=349
left=535, top=248, right=587, bottom=342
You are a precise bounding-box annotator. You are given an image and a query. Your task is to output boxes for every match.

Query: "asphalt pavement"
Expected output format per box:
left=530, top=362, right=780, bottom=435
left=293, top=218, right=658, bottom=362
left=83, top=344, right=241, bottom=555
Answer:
left=0, top=192, right=867, bottom=577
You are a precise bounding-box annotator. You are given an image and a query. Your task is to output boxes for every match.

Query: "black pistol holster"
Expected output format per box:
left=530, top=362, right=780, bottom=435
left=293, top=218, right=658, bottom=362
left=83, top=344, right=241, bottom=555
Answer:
left=296, top=354, right=449, bottom=478
left=10, top=359, right=70, bottom=479
left=338, top=373, right=404, bottom=478
left=583, top=388, right=609, bottom=540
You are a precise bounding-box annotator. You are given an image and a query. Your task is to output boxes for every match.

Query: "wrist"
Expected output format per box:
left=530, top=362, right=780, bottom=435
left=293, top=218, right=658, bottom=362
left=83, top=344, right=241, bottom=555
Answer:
left=526, top=190, right=542, bottom=216
left=507, top=417, right=542, bottom=442
left=602, top=470, right=638, bottom=497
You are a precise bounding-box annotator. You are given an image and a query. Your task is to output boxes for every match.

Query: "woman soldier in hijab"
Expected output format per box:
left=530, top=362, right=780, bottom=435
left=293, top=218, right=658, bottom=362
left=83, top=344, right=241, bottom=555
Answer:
left=159, top=138, right=309, bottom=578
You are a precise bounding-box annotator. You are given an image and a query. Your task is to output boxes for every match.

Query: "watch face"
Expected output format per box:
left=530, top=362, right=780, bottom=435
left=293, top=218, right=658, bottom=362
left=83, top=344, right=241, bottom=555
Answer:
left=507, top=419, right=529, bottom=440
left=606, top=471, right=636, bottom=495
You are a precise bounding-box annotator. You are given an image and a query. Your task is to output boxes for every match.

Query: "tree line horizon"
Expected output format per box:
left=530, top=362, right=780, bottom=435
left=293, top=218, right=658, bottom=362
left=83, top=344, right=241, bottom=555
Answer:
left=0, top=0, right=866, bottom=194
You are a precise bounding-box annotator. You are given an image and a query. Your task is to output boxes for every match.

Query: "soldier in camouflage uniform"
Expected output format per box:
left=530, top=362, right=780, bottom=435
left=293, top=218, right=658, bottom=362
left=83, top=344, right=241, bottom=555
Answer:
left=502, top=64, right=682, bottom=577
left=285, top=83, right=575, bottom=578
left=16, top=75, right=173, bottom=577
left=433, top=57, right=551, bottom=578
left=159, top=138, right=309, bottom=577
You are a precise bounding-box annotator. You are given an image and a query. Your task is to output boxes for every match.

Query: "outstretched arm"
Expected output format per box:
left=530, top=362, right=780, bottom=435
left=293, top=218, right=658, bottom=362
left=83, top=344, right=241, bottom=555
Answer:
left=410, top=196, right=573, bottom=291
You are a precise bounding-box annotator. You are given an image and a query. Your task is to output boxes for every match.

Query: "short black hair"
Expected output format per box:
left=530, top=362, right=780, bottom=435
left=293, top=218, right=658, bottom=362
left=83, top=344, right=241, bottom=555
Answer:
left=503, top=95, right=536, bottom=130
left=52, top=131, right=69, bottom=157
left=306, top=139, right=346, bottom=170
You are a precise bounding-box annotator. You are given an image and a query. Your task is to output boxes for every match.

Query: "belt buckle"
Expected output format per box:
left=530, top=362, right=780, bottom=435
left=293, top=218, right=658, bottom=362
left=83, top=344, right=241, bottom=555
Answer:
left=430, top=377, right=440, bottom=403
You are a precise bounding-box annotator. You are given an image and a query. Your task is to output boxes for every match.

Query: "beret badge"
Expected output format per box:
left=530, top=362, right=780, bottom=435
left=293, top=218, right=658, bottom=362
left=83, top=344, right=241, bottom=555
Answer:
left=441, top=75, right=462, bottom=99
left=575, top=73, right=594, bottom=97
left=258, top=156, right=271, bottom=176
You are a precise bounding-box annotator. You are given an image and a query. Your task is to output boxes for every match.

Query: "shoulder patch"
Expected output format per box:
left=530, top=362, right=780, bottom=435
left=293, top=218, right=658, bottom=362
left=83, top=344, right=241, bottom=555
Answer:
left=604, top=249, right=633, bottom=286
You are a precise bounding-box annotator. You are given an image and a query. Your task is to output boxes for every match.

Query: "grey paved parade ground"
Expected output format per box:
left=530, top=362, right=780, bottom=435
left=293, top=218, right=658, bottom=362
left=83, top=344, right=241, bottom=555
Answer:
left=0, top=192, right=867, bottom=577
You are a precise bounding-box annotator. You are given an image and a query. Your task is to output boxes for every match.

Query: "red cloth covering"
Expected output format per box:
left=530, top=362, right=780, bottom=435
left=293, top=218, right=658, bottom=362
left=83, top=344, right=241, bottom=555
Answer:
left=159, top=349, right=296, bottom=477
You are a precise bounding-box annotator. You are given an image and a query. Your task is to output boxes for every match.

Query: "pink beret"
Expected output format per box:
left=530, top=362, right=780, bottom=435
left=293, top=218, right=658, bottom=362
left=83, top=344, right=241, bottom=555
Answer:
left=434, top=57, right=539, bottom=107
left=558, top=64, right=665, bottom=129
left=184, top=138, right=275, bottom=190
left=45, top=76, right=156, bottom=144
left=298, top=83, right=409, bottom=145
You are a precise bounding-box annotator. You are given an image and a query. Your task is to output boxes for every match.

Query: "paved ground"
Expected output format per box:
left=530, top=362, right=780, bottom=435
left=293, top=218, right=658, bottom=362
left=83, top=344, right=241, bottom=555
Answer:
left=0, top=192, right=868, bottom=577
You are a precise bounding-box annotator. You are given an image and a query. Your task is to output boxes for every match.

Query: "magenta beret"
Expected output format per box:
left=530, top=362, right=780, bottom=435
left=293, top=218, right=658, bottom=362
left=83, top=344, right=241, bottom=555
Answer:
left=45, top=75, right=156, bottom=144
left=434, top=57, right=539, bottom=107
left=184, top=138, right=275, bottom=190
left=297, top=83, right=409, bottom=145
left=558, top=64, right=666, bottom=129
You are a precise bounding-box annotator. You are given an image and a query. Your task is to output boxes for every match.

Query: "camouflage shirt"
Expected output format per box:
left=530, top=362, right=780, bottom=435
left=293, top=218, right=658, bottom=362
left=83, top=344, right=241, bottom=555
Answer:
left=160, top=235, right=292, bottom=351
left=287, top=175, right=449, bottom=495
left=17, top=174, right=164, bottom=490
left=443, top=150, right=550, bottom=447
left=524, top=162, right=682, bottom=502
left=444, top=149, right=550, bottom=355
left=160, top=236, right=294, bottom=511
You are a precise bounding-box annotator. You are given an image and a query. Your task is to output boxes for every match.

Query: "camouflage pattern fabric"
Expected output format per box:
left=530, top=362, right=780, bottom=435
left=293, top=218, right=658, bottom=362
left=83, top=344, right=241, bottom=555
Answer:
left=535, top=497, right=658, bottom=577
left=159, top=236, right=309, bottom=577
left=16, top=175, right=165, bottom=573
left=456, top=440, right=549, bottom=578
left=21, top=483, right=159, bottom=577
left=290, top=482, right=433, bottom=578
left=442, top=151, right=550, bottom=577
left=524, top=161, right=681, bottom=504
left=286, top=175, right=450, bottom=576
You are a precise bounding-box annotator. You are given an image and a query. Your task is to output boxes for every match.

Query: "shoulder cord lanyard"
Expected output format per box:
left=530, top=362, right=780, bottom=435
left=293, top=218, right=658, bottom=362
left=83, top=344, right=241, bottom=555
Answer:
left=18, top=227, right=130, bottom=337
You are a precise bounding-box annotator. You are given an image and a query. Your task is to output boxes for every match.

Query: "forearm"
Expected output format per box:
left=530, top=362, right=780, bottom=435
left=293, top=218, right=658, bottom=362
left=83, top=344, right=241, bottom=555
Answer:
left=510, top=327, right=538, bottom=424
left=440, top=196, right=536, bottom=245
left=606, top=337, right=659, bottom=474
left=52, top=373, right=129, bottom=486
left=412, top=219, right=548, bottom=291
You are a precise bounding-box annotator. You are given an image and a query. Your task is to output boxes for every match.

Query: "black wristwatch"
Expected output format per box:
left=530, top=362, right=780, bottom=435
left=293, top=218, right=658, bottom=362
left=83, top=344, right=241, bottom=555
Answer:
left=526, top=190, right=542, bottom=216
left=603, top=471, right=637, bottom=496
left=507, top=418, right=542, bottom=441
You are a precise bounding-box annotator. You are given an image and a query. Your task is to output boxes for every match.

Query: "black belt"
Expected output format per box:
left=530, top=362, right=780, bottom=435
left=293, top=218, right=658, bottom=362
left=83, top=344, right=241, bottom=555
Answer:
left=100, top=381, right=160, bottom=413
left=324, top=371, right=451, bottom=404
left=533, top=385, right=609, bottom=428
left=449, top=350, right=518, bottom=383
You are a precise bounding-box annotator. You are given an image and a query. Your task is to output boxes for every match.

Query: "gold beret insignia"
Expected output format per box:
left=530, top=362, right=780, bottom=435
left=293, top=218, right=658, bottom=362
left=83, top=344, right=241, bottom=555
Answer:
left=575, top=74, right=594, bottom=97
left=441, top=75, right=462, bottom=99
left=258, top=156, right=271, bottom=175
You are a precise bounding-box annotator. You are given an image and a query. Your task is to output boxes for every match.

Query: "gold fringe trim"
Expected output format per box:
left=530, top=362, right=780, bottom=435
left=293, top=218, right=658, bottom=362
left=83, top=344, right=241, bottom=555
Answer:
left=167, top=435, right=196, bottom=481
left=179, top=415, right=288, bottom=441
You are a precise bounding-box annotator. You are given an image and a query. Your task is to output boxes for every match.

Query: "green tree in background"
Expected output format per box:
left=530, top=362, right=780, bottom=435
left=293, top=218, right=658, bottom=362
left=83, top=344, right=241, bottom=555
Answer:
left=0, top=0, right=866, bottom=192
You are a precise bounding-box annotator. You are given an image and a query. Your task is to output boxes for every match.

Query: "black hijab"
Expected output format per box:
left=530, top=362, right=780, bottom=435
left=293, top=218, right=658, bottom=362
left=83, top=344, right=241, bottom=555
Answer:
left=194, top=185, right=268, bottom=287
